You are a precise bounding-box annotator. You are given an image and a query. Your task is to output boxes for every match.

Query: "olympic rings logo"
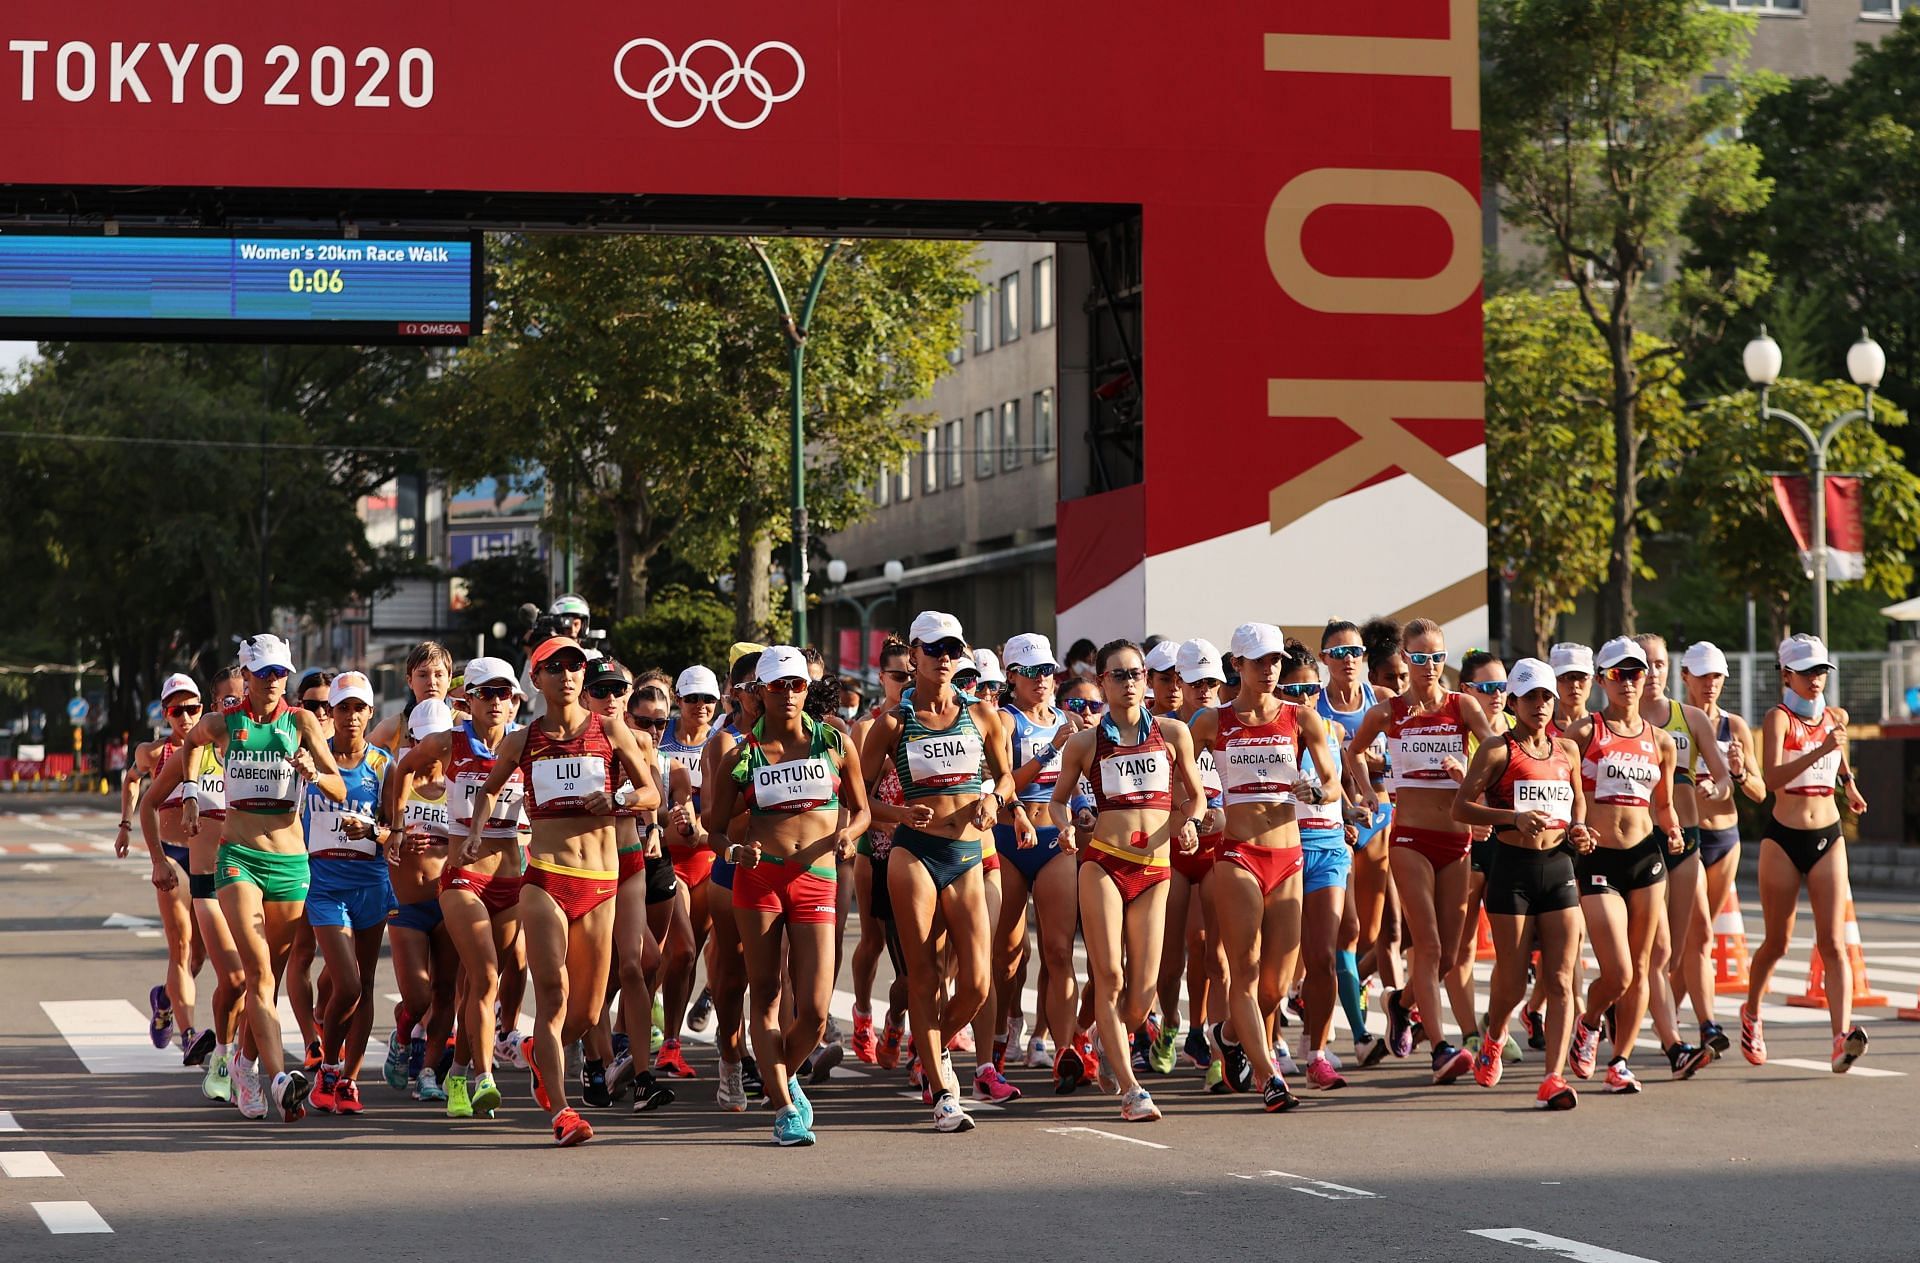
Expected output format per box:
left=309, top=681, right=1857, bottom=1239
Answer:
left=613, top=38, right=805, bottom=130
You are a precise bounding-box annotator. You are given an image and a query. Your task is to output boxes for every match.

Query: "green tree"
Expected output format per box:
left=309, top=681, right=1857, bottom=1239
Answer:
left=1483, top=0, right=1780, bottom=632
left=427, top=234, right=979, bottom=639
left=1674, top=379, right=1920, bottom=643
left=1485, top=291, right=1693, bottom=652
left=606, top=585, right=736, bottom=675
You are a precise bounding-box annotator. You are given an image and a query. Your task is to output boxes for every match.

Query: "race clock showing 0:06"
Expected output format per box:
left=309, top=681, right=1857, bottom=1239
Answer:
left=288, top=267, right=346, bottom=294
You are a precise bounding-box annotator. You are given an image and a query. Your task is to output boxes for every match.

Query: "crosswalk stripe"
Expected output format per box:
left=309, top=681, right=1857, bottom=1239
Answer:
left=1766, top=1058, right=1904, bottom=1078
left=33, top=1201, right=113, bottom=1235
left=0, top=1150, right=63, bottom=1177
left=0, top=1112, right=22, bottom=1131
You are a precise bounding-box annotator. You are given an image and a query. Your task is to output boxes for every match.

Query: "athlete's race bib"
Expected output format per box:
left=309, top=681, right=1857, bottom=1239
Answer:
left=306, top=799, right=378, bottom=856
left=1514, top=779, right=1575, bottom=827
left=1195, top=747, right=1223, bottom=798
left=1592, top=749, right=1657, bottom=804
left=404, top=795, right=451, bottom=836
left=753, top=757, right=837, bottom=812
left=1393, top=732, right=1462, bottom=782
left=1294, top=754, right=1341, bottom=829
left=1785, top=747, right=1840, bottom=795
left=1098, top=749, right=1169, bottom=805
left=664, top=748, right=705, bottom=792
left=905, top=733, right=983, bottom=790
left=452, top=771, right=527, bottom=832
left=532, top=755, right=606, bottom=807
left=1016, top=730, right=1061, bottom=786
left=226, top=748, right=298, bottom=809
left=1221, top=735, right=1298, bottom=800
left=194, top=762, right=227, bottom=813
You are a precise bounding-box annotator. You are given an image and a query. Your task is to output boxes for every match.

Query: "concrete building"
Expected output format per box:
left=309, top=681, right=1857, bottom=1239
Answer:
left=820, top=240, right=1061, bottom=674
left=1713, top=0, right=1906, bottom=81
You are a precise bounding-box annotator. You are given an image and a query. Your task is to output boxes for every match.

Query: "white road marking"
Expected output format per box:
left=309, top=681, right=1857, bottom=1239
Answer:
left=1468, top=1228, right=1662, bottom=1262
left=29, top=841, right=74, bottom=854
left=133, top=930, right=161, bottom=938
left=1767, top=1058, right=1904, bottom=1078
left=1044, top=1125, right=1169, bottom=1150
left=1233, top=1169, right=1379, bottom=1199
left=894, top=1091, right=1003, bottom=1111
left=0, top=1111, right=21, bottom=1130
left=40, top=1000, right=193, bottom=1074
left=20, top=862, right=52, bottom=873
left=0, top=1150, right=63, bottom=1177
left=33, top=1201, right=113, bottom=1234
left=101, top=912, right=159, bottom=929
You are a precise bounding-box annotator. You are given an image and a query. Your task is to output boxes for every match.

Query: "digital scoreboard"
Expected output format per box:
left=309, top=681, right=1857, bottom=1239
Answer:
left=0, top=230, right=481, bottom=344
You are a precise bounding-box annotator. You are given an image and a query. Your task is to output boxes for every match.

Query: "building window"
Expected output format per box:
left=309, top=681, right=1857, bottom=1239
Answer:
left=999, top=272, right=1021, bottom=345
left=875, top=469, right=890, bottom=507
left=1034, top=387, right=1054, bottom=461
left=973, top=291, right=993, bottom=354
left=1000, top=399, right=1022, bottom=471
left=944, top=419, right=965, bottom=487
left=975, top=410, right=995, bottom=479
left=1706, top=0, right=1800, bottom=10
left=1861, top=0, right=1903, bottom=15
left=897, top=453, right=912, bottom=502
left=921, top=428, right=939, bottom=495
left=1033, top=256, right=1055, bottom=331
left=947, top=312, right=964, bottom=366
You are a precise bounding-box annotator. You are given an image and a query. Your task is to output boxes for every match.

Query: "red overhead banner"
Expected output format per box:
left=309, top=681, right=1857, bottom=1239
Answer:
left=1772, top=475, right=1867, bottom=581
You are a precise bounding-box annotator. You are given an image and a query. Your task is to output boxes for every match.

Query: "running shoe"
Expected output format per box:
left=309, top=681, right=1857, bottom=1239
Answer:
left=878, top=1017, right=907, bottom=1070
left=1569, top=1016, right=1601, bottom=1080
left=607, top=1052, right=636, bottom=1100
left=1261, top=1074, right=1301, bottom=1113
left=1272, top=1040, right=1300, bottom=1078
left=1385, top=989, right=1415, bottom=1059
left=1285, top=983, right=1305, bottom=1020
left=1833, top=1026, right=1869, bottom=1074
left=407, top=1033, right=427, bottom=1082
left=1535, top=1072, right=1577, bottom=1111
left=201, top=1051, right=232, bottom=1104
left=1430, top=1042, right=1471, bottom=1085
left=1667, top=1042, right=1712, bottom=1081
left=1004, top=1014, right=1028, bottom=1066
left=687, top=985, right=714, bottom=1033
left=1305, top=1054, right=1346, bottom=1091
left=1522, top=1008, right=1547, bottom=1052
left=810, top=1041, right=844, bottom=1084
left=147, top=985, right=173, bottom=1049
left=1119, top=1087, right=1162, bottom=1122
left=716, top=1060, right=748, bottom=1113
left=414, top=1066, right=447, bottom=1103
left=973, top=1064, right=1022, bottom=1103
left=791, top=1079, right=814, bottom=1129
left=383, top=1028, right=410, bottom=1091
left=851, top=1009, right=878, bottom=1064
left=1053, top=1041, right=1087, bottom=1095
left=655, top=1038, right=697, bottom=1079
left=1353, top=1033, right=1388, bottom=1069
left=1210, top=1024, right=1253, bottom=1094
left=1025, top=1034, right=1053, bottom=1069
left=524, top=1037, right=552, bottom=1112
left=235, top=1060, right=267, bottom=1119
left=932, top=1091, right=975, bottom=1133
left=334, top=1079, right=363, bottom=1115
left=1503, top=1031, right=1524, bottom=1064
left=612, top=1031, right=630, bottom=1063
left=1183, top=1026, right=1212, bottom=1068
left=773, top=1104, right=816, bottom=1147
left=582, top=1059, right=611, bottom=1108
left=470, top=1072, right=501, bottom=1117
left=1739, top=1005, right=1766, bottom=1066
left=1472, top=1037, right=1503, bottom=1089
left=632, top=1070, right=675, bottom=1113
left=445, top=1074, right=472, bottom=1118
left=181, top=1026, right=215, bottom=1068
left=311, top=1065, right=340, bottom=1114
left=653, top=997, right=668, bottom=1038
left=494, top=1029, right=530, bottom=1072
left=1148, top=1020, right=1179, bottom=1075
left=651, top=1024, right=665, bottom=1055
left=552, top=1106, right=593, bottom=1147
left=1205, top=1059, right=1227, bottom=1094
left=303, top=1040, right=324, bottom=1073
left=907, top=1051, right=926, bottom=1092
left=1604, top=1059, right=1640, bottom=1094
left=269, top=1070, right=310, bottom=1123
left=1700, top=1020, right=1731, bottom=1057
left=938, top=1050, right=959, bottom=1098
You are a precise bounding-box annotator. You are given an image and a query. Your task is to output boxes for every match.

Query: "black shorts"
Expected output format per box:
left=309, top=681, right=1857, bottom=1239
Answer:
left=1575, top=833, right=1670, bottom=899
left=645, top=850, right=678, bottom=906
left=1764, top=819, right=1842, bottom=876
left=189, top=871, right=217, bottom=900
left=1699, top=824, right=1740, bottom=868
left=1668, top=825, right=1702, bottom=868
left=868, top=851, right=893, bottom=923
left=1482, top=842, right=1579, bottom=917
left=1469, top=835, right=1498, bottom=876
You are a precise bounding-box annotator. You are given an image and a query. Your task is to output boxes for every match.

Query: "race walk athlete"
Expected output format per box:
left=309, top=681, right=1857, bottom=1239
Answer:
left=125, top=672, right=209, bottom=1065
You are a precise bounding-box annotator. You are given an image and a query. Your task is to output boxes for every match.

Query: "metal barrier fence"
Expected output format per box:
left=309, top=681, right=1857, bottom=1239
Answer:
left=1662, top=648, right=1913, bottom=725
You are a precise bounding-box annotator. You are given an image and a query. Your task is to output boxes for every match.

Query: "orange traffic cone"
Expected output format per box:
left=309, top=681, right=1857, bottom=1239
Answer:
left=1474, top=908, right=1496, bottom=962
left=1786, top=900, right=1888, bottom=1009
left=1711, top=891, right=1752, bottom=997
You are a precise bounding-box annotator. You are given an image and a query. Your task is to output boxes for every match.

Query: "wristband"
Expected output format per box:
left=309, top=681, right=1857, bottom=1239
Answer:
left=119, top=820, right=132, bottom=830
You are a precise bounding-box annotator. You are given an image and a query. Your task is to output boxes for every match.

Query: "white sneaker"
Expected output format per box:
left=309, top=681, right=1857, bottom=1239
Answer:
left=932, top=1092, right=975, bottom=1133
left=716, top=1059, right=748, bottom=1113
left=1273, top=1041, right=1300, bottom=1078
left=496, top=1030, right=531, bottom=1071
left=1322, top=1049, right=1343, bottom=1072
left=235, top=1060, right=267, bottom=1119
left=1119, top=1087, right=1162, bottom=1122
left=937, top=1050, right=959, bottom=1097
left=1025, top=1036, right=1053, bottom=1069
left=1005, top=1014, right=1028, bottom=1064
left=269, top=1070, right=309, bottom=1122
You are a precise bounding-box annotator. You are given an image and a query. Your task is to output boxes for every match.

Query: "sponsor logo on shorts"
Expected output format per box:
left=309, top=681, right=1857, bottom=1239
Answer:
left=1560, top=879, right=1576, bottom=889
left=806, top=905, right=835, bottom=915
left=1650, top=863, right=1663, bottom=877
left=1817, top=838, right=1830, bottom=851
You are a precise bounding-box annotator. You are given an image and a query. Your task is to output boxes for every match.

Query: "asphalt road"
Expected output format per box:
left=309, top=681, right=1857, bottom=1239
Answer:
left=3, top=803, right=1918, bottom=1262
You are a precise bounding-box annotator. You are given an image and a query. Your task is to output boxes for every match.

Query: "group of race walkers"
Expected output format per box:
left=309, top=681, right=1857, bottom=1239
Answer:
left=118, top=598, right=1875, bottom=1147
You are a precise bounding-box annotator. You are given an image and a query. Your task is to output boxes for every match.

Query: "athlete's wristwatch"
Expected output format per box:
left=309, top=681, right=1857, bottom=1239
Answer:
left=1183, top=815, right=1205, bottom=834
left=612, top=785, right=636, bottom=810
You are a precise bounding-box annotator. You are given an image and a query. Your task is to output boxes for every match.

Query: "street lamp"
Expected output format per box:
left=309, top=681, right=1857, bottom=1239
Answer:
left=1743, top=324, right=1884, bottom=644
left=824, top=558, right=904, bottom=682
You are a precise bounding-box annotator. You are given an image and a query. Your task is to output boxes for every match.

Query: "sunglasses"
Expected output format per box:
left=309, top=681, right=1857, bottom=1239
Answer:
left=882, top=669, right=912, bottom=684
left=1278, top=682, right=1322, bottom=699
left=252, top=666, right=291, bottom=681
left=472, top=684, right=516, bottom=702
left=540, top=658, right=586, bottom=675
left=1789, top=664, right=1832, bottom=678
left=1064, top=697, right=1107, bottom=715
left=1406, top=651, right=1447, bottom=666
left=1602, top=666, right=1646, bottom=682
left=1105, top=667, right=1146, bottom=683
left=635, top=686, right=667, bottom=703
left=629, top=715, right=669, bottom=733
left=1465, top=680, right=1507, bottom=695
left=1323, top=645, right=1365, bottom=660
left=300, top=699, right=333, bottom=716
left=167, top=704, right=203, bottom=718
left=953, top=673, right=981, bottom=690
left=587, top=682, right=631, bottom=700
left=762, top=677, right=809, bottom=694
left=681, top=693, right=719, bottom=705
left=920, top=639, right=968, bottom=660
left=1009, top=664, right=1054, bottom=680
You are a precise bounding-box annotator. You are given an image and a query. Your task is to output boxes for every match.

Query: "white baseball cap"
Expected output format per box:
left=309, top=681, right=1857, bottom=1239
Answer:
left=1505, top=658, right=1556, bottom=698
left=1549, top=642, right=1595, bottom=677
left=1778, top=634, right=1834, bottom=673
left=910, top=611, right=965, bottom=645
left=1229, top=622, right=1287, bottom=661
left=1596, top=636, right=1649, bottom=671
left=973, top=648, right=1005, bottom=685
left=1681, top=641, right=1729, bottom=677
left=464, top=656, right=525, bottom=696
left=1177, top=638, right=1226, bottom=684
left=327, top=671, right=375, bottom=708
left=408, top=697, right=455, bottom=740
left=757, top=645, right=810, bottom=684
left=238, top=634, right=294, bottom=674
left=675, top=665, right=721, bottom=699
left=1002, top=633, right=1058, bottom=672
left=952, top=655, right=979, bottom=677
left=159, top=672, right=200, bottom=702
left=1143, top=641, right=1180, bottom=673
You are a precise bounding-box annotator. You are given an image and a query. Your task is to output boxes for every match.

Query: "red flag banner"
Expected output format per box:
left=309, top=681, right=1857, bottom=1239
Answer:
left=1771, top=475, right=1867, bottom=581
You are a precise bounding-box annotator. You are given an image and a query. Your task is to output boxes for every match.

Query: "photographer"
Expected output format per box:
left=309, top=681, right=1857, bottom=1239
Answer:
left=517, top=594, right=599, bottom=720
